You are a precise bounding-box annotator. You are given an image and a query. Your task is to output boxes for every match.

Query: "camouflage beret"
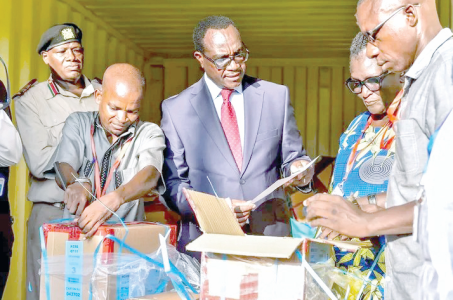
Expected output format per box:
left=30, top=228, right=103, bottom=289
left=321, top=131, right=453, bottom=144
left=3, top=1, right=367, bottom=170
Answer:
left=37, top=23, right=83, bottom=54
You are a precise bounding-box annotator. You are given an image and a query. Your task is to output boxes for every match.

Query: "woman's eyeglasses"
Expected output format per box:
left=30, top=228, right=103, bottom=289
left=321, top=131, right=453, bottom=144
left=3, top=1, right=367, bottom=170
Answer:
left=345, top=72, right=391, bottom=94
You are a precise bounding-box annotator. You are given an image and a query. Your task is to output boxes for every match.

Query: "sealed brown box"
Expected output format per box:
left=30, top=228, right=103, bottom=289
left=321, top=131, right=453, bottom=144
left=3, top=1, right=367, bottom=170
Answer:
left=39, top=221, right=168, bottom=300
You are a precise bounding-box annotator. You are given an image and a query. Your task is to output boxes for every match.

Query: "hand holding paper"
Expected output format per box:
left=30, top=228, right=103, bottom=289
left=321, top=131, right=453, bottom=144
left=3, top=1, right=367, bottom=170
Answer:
left=250, top=156, right=319, bottom=207
left=231, top=199, right=255, bottom=227
left=285, top=159, right=316, bottom=188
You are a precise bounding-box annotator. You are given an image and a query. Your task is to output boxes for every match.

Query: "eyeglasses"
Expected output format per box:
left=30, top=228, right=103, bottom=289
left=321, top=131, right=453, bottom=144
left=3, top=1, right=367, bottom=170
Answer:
left=365, top=4, right=421, bottom=44
left=0, top=56, right=11, bottom=110
left=345, top=72, right=391, bottom=94
left=202, top=48, right=249, bottom=70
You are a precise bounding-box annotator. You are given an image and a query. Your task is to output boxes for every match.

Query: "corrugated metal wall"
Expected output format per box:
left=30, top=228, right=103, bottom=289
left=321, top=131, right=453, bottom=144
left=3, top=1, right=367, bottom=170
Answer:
left=0, top=0, right=146, bottom=298
left=143, top=58, right=357, bottom=158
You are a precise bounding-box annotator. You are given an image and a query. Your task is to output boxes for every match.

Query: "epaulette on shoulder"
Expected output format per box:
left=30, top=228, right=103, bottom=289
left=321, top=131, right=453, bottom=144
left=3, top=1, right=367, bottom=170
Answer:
left=92, top=77, right=102, bottom=85
left=13, top=79, right=38, bottom=99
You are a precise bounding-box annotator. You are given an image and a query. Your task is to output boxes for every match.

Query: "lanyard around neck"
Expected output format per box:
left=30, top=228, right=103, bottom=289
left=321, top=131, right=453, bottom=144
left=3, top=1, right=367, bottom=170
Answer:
left=343, top=116, right=394, bottom=183
left=90, top=124, right=133, bottom=199
left=339, top=90, right=402, bottom=188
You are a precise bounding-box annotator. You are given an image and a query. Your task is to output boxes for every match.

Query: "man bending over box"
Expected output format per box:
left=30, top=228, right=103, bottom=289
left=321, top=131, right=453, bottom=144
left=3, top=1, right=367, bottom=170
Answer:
left=45, top=63, right=165, bottom=237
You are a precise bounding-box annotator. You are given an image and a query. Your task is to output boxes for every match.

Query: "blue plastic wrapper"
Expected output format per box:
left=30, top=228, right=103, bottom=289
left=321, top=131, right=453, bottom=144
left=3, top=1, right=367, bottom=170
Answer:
left=290, top=217, right=318, bottom=239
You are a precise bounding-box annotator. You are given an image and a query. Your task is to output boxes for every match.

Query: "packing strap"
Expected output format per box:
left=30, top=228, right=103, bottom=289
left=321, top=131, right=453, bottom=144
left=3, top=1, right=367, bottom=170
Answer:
left=89, top=234, right=197, bottom=300
left=295, top=249, right=339, bottom=300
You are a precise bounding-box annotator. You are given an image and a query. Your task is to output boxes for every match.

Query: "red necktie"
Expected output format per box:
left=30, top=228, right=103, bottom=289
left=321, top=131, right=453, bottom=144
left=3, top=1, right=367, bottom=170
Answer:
left=220, top=88, right=242, bottom=171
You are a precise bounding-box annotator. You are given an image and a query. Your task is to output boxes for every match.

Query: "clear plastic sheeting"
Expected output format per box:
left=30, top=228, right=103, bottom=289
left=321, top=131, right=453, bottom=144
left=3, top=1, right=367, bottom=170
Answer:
left=40, top=244, right=200, bottom=300
left=304, top=260, right=336, bottom=300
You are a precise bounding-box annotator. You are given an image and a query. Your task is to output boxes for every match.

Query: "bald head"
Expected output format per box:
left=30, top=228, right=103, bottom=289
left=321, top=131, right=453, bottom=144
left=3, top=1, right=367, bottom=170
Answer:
left=95, top=63, right=145, bottom=140
left=102, top=63, right=145, bottom=97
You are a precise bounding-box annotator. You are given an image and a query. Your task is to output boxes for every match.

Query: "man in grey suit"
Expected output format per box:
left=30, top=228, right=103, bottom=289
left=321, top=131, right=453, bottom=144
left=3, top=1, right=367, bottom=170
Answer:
left=161, top=16, right=313, bottom=258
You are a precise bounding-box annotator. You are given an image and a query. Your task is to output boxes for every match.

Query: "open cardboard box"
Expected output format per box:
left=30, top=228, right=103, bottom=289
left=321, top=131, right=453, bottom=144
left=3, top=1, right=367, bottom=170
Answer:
left=183, top=189, right=364, bottom=258
left=183, top=189, right=368, bottom=300
left=183, top=189, right=304, bottom=258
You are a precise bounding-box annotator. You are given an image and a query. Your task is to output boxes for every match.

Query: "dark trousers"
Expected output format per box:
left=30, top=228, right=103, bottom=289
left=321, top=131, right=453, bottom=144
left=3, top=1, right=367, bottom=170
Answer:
left=0, top=166, right=12, bottom=299
left=0, top=202, right=13, bottom=299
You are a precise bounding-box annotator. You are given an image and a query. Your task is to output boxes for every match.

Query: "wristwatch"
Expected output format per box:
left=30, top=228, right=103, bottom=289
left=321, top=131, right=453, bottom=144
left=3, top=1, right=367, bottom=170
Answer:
left=74, top=177, right=91, bottom=185
left=367, top=194, right=377, bottom=205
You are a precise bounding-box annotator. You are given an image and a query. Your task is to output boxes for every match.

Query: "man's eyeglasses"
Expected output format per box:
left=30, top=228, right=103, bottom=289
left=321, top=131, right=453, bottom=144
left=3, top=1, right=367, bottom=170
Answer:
left=345, top=72, right=391, bottom=94
left=365, top=4, right=421, bottom=44
left=0, top=56, right=11, bottom=110
left=202, top=48, right=249, bottom=70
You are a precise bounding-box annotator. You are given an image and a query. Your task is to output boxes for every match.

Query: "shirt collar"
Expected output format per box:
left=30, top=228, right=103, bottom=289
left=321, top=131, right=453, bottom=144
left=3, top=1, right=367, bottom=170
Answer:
left=405, top=28, right=453, bottom=80
left=203, top=73, right=243, bottom=101
left=94, top=112, right=137, bottom=141
left=46, top=75, right=95, bottom=100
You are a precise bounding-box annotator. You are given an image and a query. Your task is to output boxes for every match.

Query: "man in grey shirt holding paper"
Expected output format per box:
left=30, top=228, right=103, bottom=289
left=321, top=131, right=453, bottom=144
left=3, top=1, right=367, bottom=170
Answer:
left=45, top=63, right=165, bottom=237
left=304, top=0, right=453, bottom=299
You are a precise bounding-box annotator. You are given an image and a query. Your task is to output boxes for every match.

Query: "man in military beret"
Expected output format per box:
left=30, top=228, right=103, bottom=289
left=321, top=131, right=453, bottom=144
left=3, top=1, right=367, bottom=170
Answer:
left=13, top=23, right=99, bottom=300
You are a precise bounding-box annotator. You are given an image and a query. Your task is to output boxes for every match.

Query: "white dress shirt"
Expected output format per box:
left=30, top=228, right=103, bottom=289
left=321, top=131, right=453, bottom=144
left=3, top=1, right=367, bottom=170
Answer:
left=0, top=109, right=22, bottom=167
left=204, top=73, right=245, bottom=149
left=418, top=110, right=453, bottom=300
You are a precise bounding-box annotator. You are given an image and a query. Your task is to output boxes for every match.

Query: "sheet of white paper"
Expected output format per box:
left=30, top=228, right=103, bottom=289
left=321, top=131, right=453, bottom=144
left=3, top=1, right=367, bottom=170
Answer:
left=250, top=156, right=319, bottom=206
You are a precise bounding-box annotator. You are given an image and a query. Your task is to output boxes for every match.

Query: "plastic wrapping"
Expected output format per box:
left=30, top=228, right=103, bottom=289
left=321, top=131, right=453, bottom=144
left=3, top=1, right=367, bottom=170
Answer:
left=304, top=260, right=336, bottom=300
left=40, top=244, right=200, bottom=300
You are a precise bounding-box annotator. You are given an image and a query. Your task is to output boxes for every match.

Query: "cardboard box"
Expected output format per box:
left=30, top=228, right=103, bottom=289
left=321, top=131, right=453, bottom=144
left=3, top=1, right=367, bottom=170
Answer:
left=183, top=189, right=364, bottom=300
left=144, top=201, right=180, bottom=224
left=40, top=221, right=169, bottom=300
left=144, top=201, right=179, bottom=247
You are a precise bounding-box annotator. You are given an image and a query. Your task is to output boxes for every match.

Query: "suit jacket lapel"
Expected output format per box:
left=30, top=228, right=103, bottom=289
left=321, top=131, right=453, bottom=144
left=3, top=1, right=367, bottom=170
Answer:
left=189, top=78, right=239, bottom=173
left=241, top=75, right=263, bottom=176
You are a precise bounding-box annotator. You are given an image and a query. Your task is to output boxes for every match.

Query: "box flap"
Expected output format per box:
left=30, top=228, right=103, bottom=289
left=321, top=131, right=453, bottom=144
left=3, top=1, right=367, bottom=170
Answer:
left=184, top=189, right=244, bottom=236
left=308, top=238, right=371, bottom=251
left=186, top=234, right=304, bottom=259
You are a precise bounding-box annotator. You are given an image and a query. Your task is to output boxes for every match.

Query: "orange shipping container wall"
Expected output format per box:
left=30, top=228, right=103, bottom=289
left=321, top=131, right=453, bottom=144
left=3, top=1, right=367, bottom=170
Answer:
left=0, top=0, right=452, bottom=299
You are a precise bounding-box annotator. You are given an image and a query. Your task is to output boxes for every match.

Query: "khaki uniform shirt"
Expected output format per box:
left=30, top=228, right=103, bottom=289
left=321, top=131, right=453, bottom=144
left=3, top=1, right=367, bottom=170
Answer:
left=14, top=76, right=99, bottom=203
left=44, top=111, right=166, bottom=221
left=385, top=28, right=453, bottom=300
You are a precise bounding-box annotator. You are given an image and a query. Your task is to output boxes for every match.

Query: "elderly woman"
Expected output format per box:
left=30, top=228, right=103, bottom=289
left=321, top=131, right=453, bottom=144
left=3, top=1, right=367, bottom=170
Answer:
left=327, top=32, right=403, bottom=298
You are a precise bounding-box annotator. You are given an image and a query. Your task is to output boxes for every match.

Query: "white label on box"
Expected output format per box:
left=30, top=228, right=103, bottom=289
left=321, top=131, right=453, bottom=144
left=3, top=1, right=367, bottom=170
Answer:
left=275, top=262, right=304, bottom=300
left=258, top=261, right=304, bottom=300
left=257, top=262, right=278, bottom=300
left=65, top=241, right=83, bottom=300
left=117, top=274, right=130, bottom=300
left=207, top=258, right=243, bottom=299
